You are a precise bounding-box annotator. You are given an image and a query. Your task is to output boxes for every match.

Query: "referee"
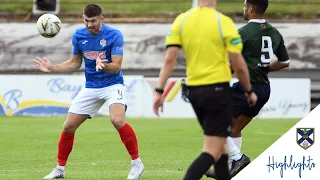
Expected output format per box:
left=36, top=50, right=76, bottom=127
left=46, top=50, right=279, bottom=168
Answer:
left=152, top=0, right=257, bottom=179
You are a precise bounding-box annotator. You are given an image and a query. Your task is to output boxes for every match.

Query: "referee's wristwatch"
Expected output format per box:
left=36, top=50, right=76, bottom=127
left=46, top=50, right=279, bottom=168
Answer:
left=154, top=88, right=164, bottom=94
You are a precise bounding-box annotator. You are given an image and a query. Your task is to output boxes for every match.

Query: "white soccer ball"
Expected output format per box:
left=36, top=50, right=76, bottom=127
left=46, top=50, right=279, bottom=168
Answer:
left=36, top=14, right=62, bottom=38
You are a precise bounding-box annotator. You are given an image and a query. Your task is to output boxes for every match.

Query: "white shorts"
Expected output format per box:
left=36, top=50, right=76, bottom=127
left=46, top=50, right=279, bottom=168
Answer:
left=69, top=84, right=126, bottom=118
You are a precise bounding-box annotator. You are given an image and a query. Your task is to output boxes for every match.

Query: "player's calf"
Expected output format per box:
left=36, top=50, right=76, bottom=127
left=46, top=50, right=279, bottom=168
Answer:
left=231, top=128, right=241, bottom=137
left=44, top=114, right=87, bottom=179
left=232, top=116, right=252, bottom=137
left=118, top=122, right=144, bottom=179
left=109, top=104, right=144, bottom=179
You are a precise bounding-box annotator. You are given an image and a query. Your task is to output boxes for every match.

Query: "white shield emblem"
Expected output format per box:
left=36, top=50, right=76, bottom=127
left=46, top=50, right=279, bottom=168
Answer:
left=100, top=39, right=106, bottom=47
left=297, top=128, right=315, bottom=150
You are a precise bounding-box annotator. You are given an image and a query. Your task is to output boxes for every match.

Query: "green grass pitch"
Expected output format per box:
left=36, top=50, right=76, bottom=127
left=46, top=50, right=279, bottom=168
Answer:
left=0, top=117, right=300, bottom=179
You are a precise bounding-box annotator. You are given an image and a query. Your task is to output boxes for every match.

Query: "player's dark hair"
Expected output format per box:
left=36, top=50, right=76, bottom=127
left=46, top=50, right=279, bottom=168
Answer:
left=246, top=0, right=268, bottom=15
left=83, top=4, right=102, bottom=17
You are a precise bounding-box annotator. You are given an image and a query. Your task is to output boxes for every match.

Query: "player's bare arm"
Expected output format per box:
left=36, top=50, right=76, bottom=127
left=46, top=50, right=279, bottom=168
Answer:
left=229, top=62, right=235, bottom=74
left=269, top=59, right=289, bottom=72
left=229, top=52, right=257, bottom=105
left=153, top=46, right=179, bottom=116
left=33, top=54, right=82, bottom=73
left=270, top=33, right=290, bottom=72
left=157, top=47, right=179, bottom=89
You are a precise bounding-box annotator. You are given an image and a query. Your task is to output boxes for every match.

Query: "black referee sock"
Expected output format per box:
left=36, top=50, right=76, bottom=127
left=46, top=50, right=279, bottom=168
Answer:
left=214, top=154, right=230, bottom=180
left=183, top=152, right=215, bottom=180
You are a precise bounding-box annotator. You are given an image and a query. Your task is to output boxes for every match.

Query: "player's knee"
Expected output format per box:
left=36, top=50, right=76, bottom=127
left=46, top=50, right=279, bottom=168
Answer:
left=110, top=115, right=126, bottom=129
left=63, top=121, right=77, bottom=134
left=203, top=136, right=225, bottom=160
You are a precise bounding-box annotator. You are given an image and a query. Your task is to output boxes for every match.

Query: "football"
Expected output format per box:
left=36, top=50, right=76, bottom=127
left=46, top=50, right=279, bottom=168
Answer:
left=36, top=14, right=62, bottom=38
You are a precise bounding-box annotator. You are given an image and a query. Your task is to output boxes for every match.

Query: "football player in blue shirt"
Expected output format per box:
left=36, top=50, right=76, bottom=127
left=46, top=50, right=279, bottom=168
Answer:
left=33, top=4, right=144, bottom=180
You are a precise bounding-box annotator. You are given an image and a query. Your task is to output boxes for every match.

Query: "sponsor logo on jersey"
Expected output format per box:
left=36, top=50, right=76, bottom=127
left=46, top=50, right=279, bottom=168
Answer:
left=83, top=51, right=106, bottom=60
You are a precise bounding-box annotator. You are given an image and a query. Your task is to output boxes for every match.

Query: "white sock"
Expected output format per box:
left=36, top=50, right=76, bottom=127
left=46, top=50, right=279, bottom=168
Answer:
left=132, top=157, right=142, bottom=164
left=232, top=137, right=242, bottom=150
left=57, top=165, right=65, bottom=171
left=228, top=157, right=233, bottom=170
left=227, top=136, right=242, bottom=161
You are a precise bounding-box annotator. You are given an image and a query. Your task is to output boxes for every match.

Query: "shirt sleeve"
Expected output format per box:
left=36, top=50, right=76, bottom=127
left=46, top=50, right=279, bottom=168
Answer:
left=222, top=17, right=243, bottom=54
left=72, top=32, right=81, bottom=55
left=111, top=31, right=124, bottom=56
left=165, top=13, right=184, bottom=47
left=275, top=34, right=290, bottom=63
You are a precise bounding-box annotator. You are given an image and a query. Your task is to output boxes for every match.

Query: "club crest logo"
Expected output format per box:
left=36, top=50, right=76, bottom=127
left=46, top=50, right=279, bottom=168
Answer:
left=296, top=128, right=315, bottom=150
left=100, top=39, right=107, bottom=47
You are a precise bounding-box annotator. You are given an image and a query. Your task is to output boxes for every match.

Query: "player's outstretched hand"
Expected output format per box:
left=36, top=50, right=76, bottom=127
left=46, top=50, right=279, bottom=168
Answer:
left=246, top=92, right=258, bottom=107
left=96, top=53, right=108, bottom=72
left=33, top=57, right=53, bottom=72
left=153, top=93, right=164, bottom=117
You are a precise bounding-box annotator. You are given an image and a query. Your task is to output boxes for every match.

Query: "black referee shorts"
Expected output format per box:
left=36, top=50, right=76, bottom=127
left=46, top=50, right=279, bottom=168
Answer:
left=187, top=82, right=232, bottom=137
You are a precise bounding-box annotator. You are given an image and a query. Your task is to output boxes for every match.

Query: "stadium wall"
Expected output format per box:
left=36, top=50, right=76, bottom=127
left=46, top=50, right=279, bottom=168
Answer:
left=0, top=75, right=310, bottom=119
left=0, top=23, right=318, bottom=115
left=0, top=23, right=319, bottom=71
